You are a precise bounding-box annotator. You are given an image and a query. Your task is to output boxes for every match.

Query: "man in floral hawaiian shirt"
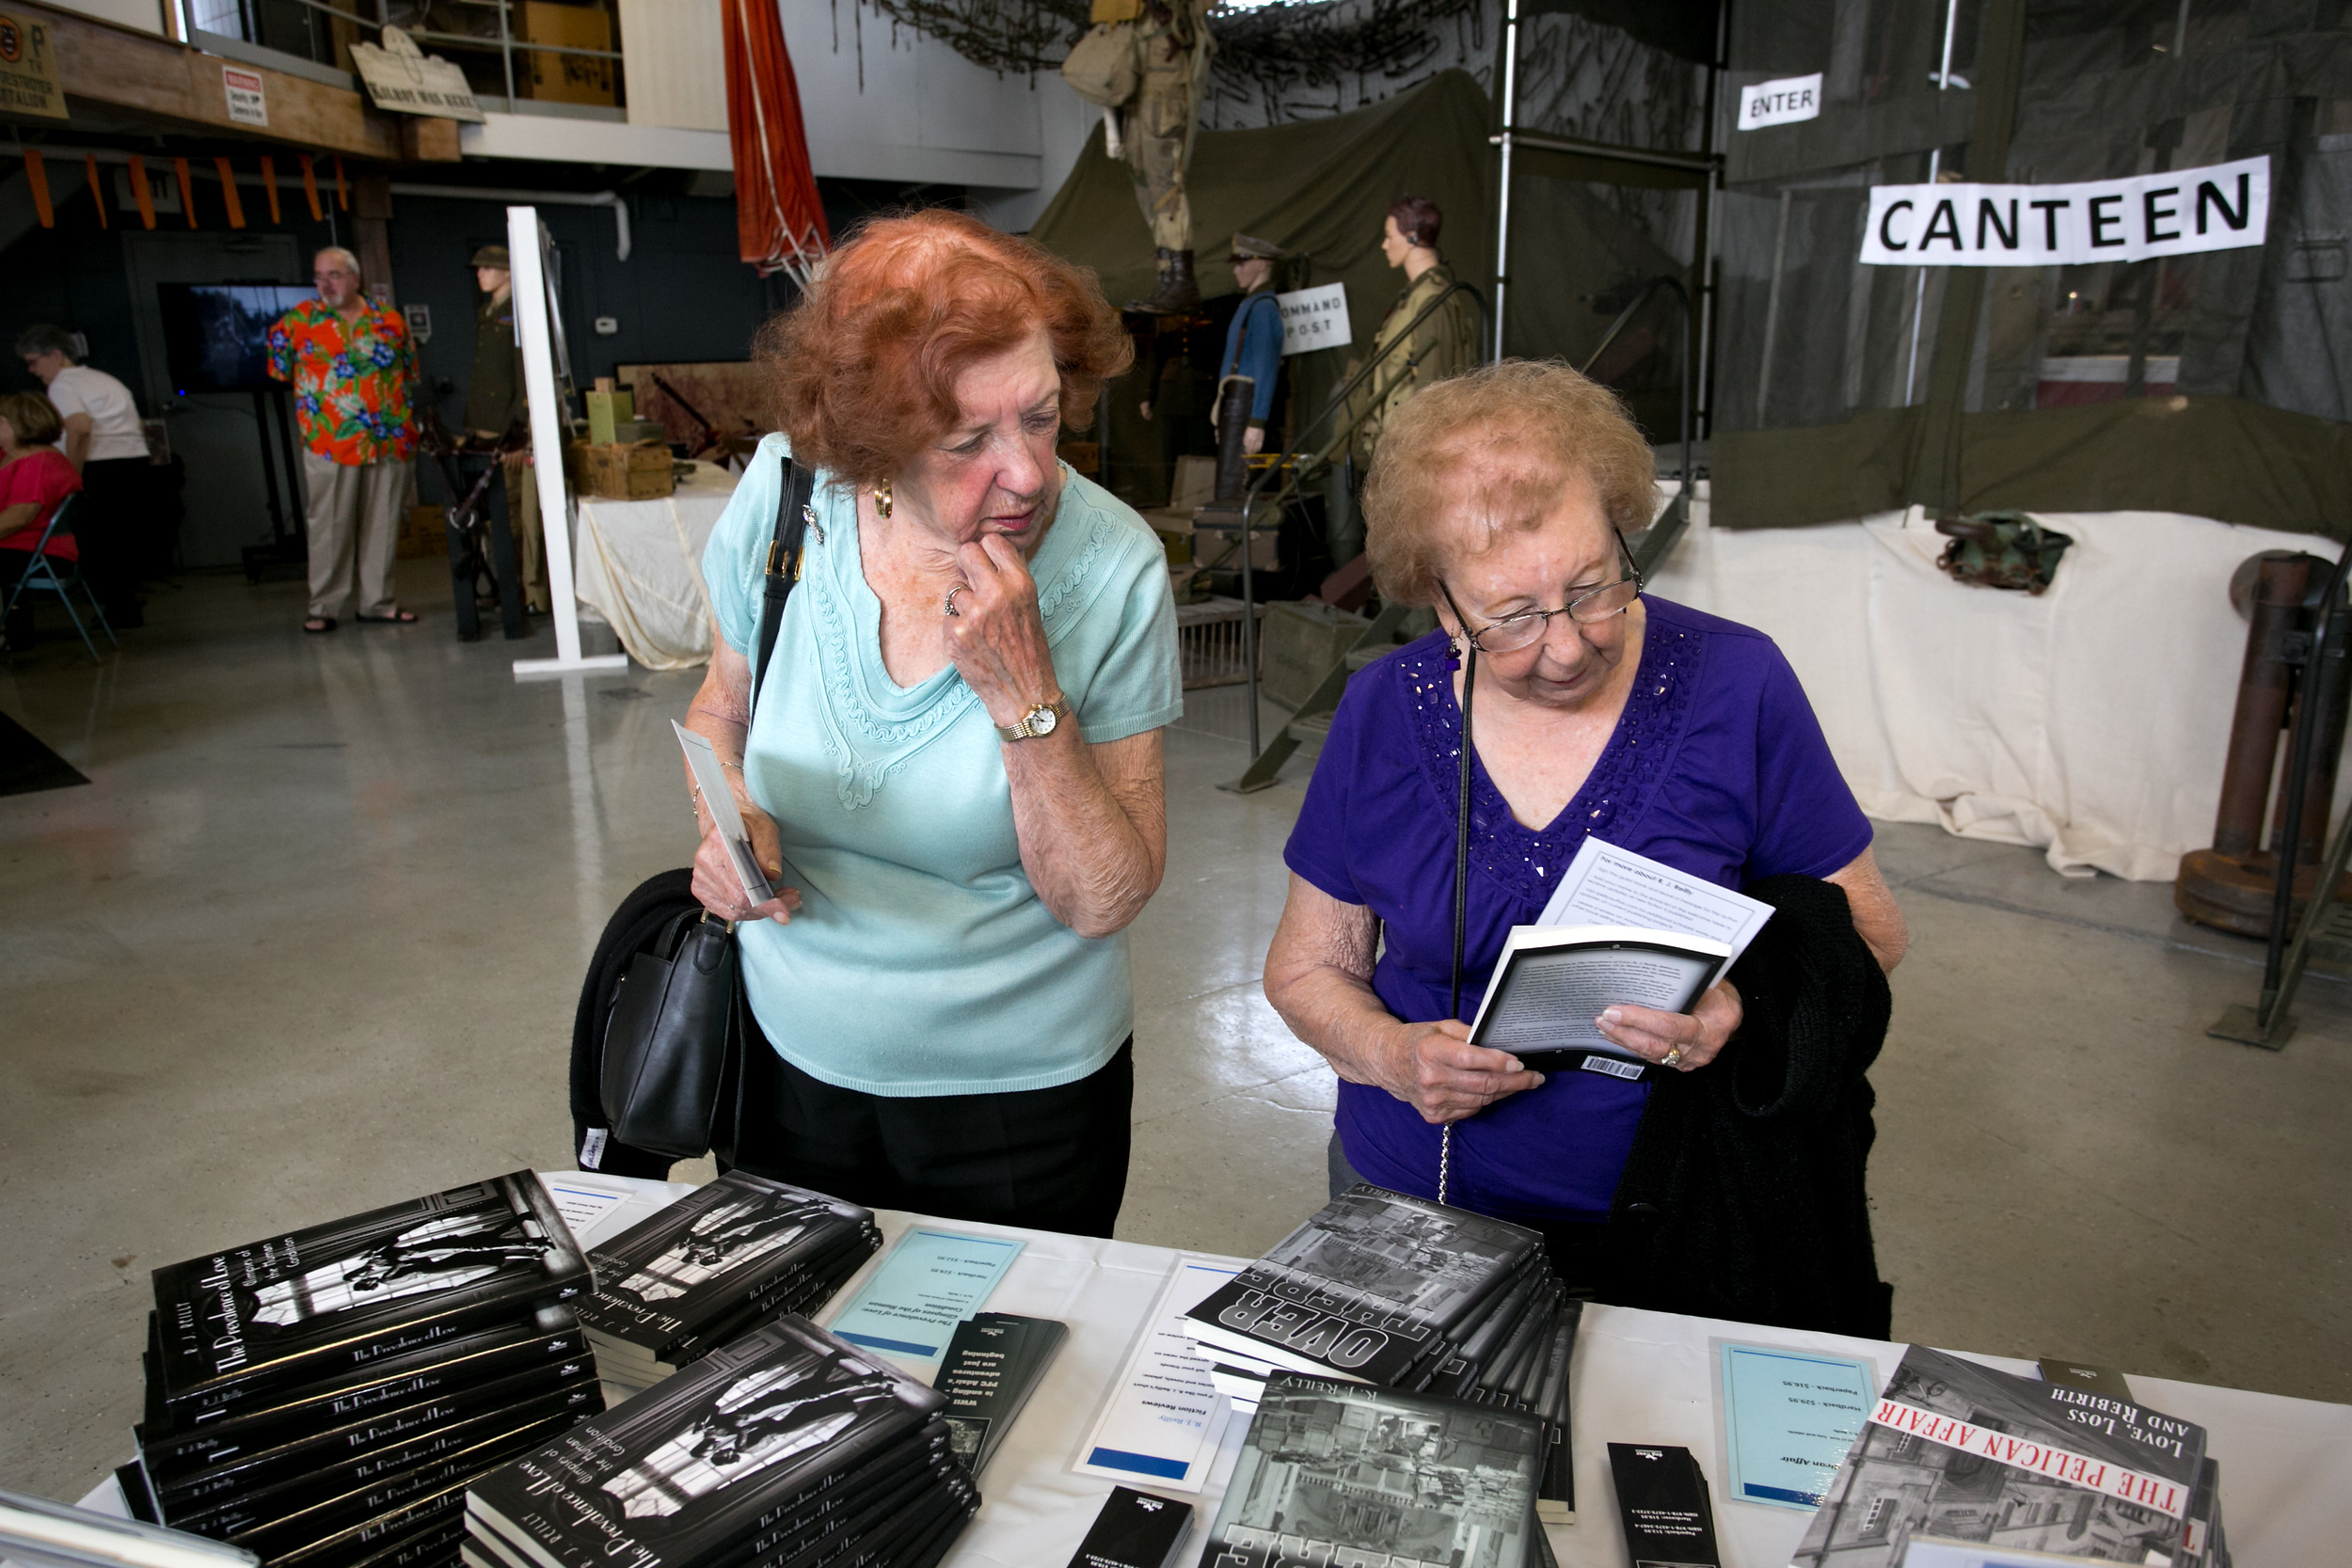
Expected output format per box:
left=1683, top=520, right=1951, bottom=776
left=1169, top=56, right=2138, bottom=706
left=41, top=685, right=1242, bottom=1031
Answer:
left=268, top=246, right=420, bottom=633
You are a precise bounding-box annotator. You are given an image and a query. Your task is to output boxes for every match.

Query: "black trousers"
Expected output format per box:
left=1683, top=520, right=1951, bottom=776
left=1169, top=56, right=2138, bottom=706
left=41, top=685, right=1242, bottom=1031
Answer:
left=1327, top=1131, right=1604, bottom=1297
left=731, top=1039, right=1135, bottom=1239
left=75, top=457, right=150, bottom=624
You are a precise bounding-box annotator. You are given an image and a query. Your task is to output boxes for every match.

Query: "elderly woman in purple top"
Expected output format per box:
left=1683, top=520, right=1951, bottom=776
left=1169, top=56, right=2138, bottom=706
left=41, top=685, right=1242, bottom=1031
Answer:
left=1264, top=360, right=1909, bottom=1282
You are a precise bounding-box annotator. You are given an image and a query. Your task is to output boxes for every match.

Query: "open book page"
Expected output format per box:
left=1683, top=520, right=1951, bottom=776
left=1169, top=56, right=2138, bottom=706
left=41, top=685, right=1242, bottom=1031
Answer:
left=1470, top=926, right=1730, bottom=1059
left=1537, top=837, right=1774, bottom=965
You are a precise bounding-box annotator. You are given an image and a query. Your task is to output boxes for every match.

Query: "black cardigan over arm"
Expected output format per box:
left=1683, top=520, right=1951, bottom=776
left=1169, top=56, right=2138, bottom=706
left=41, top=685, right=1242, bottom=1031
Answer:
left=1596, top=874, right=1897, bottom=1339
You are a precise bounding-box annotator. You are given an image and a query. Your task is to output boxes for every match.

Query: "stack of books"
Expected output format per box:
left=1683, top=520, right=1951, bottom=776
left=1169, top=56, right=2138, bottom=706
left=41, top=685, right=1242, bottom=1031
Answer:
left=570, top=1175, right=882, bottom=1389
left=1179, top=1182, right=1582, bottom=1522
left=463, top=1317, right=976, bottom=1568
left=1196, top=1372, right=1550, bottom=1568
left=1793, top=1344, right=2225, bottom=1568
left=123, top=1173, right=602, bottom=1568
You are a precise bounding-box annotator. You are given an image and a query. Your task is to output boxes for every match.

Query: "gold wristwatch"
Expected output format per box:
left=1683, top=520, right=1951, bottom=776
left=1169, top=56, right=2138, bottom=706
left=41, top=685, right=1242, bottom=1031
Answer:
left=997, top=699, right=1069, bottom=741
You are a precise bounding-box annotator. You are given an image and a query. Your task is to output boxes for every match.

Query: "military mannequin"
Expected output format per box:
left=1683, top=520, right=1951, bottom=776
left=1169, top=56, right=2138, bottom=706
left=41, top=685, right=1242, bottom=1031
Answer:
left=1119, top=0, right=1214, bottom=313
left=1213, top=232, right=1288, bottom=455
left=461, top=244, right=547, bottom=613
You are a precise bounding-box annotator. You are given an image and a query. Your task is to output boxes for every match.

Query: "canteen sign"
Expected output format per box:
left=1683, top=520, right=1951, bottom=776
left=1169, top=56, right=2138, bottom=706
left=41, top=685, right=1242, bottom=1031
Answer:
left=1861, top=156, right=2269, bottom=266
left=1739, top=73, right=1821, bottom=130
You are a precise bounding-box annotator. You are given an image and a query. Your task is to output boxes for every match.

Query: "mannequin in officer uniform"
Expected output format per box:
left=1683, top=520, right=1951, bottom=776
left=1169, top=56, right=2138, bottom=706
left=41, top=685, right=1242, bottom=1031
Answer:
left=1212, top=233, right=1287, bottom=456
left=462, top=245, right=546, bottom=613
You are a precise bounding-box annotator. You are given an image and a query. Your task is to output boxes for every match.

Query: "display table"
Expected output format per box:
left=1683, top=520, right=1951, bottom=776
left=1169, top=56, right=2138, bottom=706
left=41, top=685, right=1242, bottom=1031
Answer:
left=83, top=1173, right=2352, bottom=1566
left=571, top=464, right=739, bottom=672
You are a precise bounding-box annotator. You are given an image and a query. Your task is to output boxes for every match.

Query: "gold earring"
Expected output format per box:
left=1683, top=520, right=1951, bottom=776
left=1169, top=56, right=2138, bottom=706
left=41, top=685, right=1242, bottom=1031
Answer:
left=874, top=479, right=893, bottom=519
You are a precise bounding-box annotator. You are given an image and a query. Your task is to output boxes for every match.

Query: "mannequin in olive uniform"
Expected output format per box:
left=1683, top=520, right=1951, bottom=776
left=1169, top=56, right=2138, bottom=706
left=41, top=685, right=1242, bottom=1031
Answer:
left=1120, top=0, right=1214, bottom=313
left=462, top=245, right=547, bottom=612
left=1331, top=196, right=1481, bottom=562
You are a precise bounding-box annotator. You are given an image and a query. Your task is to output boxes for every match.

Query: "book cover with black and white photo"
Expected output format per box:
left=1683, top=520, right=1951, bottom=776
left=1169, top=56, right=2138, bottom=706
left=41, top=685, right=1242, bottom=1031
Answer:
left=1184, top=1185, right=1542, bottom=1388
left=1200, top=1374, right=1545, bottom=1568
left=149, top=1173, right=591, bottom=1416
left=141, top=1307, right=591, bottom=1475
left=465, top=1316, right=964, bottom=1568
left=1791, top=1344, right=2204, bottom=1568
left=575, top=1177, right=879, bottom=1364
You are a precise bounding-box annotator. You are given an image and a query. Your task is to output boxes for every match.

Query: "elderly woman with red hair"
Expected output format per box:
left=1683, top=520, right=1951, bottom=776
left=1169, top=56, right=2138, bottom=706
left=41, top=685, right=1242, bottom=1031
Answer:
left=681, top=212, right=1179, bottom=1237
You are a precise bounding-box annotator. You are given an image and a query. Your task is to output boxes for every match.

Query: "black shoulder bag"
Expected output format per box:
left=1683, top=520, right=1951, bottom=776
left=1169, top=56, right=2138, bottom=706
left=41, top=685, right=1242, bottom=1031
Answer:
left=597, top=454, right=817, bottom=1162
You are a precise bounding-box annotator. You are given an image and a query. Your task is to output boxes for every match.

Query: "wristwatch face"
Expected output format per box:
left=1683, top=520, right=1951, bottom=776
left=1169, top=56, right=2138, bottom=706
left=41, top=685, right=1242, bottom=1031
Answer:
left=1025, top=704, right=1058, bottom=736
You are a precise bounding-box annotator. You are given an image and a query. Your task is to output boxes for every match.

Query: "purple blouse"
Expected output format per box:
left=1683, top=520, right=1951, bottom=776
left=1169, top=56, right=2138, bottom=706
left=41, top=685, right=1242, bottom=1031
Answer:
left=1283, top=595, right=1872, bottom=1226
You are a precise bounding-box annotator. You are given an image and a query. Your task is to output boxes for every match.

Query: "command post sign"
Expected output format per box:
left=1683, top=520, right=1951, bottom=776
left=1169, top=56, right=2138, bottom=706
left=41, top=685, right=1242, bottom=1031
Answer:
left=1861, top=156, right=2270, bottom=266
left=1276, top=282, right=1350, bottom=356
left=0, top=12, right=68, bottom=120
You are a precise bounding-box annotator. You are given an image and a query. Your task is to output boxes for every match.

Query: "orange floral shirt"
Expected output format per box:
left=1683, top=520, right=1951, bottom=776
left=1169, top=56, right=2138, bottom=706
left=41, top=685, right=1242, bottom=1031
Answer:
left=266, top=298, right=418, bottom=466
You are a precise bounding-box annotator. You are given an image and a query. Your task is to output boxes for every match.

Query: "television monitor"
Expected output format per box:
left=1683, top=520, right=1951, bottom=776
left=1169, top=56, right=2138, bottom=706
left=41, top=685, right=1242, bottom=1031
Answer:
left=156, top=282, right=316, bottom=394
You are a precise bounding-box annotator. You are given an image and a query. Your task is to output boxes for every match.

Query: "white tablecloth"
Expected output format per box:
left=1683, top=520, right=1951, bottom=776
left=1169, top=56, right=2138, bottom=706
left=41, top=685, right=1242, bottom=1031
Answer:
left=77, top=1187, right=2350, bottom=1567
left=571, top=467, right=738, bottom=672
left=1651, top=498, right=2351, bottom=881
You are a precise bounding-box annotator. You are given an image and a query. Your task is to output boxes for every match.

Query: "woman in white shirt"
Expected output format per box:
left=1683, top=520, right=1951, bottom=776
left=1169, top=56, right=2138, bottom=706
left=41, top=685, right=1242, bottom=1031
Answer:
left=18, top=324, right=150, bottom=628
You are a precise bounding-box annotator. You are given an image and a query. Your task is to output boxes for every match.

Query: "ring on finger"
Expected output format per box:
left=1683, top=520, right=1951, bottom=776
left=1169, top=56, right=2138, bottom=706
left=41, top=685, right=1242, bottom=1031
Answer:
left=944, top=584, right=965, bottom=618
left=1661, top=1045, right=1685, bottom=1069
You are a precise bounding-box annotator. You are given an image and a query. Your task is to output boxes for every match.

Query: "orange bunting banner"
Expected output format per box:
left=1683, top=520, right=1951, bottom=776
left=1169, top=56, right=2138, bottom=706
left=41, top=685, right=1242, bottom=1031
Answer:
left=260, top=155, right=281, bottom=224
left=172, top=156, right=197, bottom=228
left=127, top=154, right=156, bottom=229
left=86, top=154, right=107, bottom=230
left=215, top=156, right=246, bottom=228
left=299, top=154, right=323, bottom=221
left=24, top=150, right=53, bottom=228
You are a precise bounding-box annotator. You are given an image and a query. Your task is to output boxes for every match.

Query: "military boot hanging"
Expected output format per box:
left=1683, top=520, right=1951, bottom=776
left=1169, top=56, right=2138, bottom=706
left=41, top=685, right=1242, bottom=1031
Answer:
left=1134, top=247, right=1202, bottom=314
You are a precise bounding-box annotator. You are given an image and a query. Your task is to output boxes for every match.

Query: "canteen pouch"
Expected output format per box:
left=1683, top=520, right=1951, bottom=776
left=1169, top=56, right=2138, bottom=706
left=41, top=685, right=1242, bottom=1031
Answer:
left=601, top=910, right=742, bottom=1162
left=1934, top=510, right=2074, bottom=594
left=1061, top=22, right=1141, bottom=107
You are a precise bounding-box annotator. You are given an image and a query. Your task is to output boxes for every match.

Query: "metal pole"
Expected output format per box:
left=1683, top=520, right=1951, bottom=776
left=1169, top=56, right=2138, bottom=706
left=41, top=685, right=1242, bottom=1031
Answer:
left=1491, top=0, right=1521, bottom=362
left=497, top=0, right=518, bottom=108
left=1238, top=493, right=1259, bottom=755
left=1903, top=0, right=1964, bottom=406
left=1756, top=189, right=1793, bottom=424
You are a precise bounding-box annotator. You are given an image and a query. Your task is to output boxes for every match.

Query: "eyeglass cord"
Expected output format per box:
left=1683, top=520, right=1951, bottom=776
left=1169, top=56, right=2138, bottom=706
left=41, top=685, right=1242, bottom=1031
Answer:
left=1440, top=632, right=1478, bottom=1207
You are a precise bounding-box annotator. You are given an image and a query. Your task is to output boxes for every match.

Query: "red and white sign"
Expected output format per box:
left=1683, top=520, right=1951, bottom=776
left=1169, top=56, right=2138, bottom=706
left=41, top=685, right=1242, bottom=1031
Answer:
left=1869, top=1397, right=2190, bottom=1519
left=223, top=64, right=267, bottom=127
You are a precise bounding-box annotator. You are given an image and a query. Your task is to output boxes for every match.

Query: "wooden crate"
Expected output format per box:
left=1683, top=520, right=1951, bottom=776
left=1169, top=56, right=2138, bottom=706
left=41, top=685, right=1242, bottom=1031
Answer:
left=397, top=504, right=446, bottom=560
left=566, top=440, right=674, bottom=500
left=1260, top=600, right=1369, bottom=711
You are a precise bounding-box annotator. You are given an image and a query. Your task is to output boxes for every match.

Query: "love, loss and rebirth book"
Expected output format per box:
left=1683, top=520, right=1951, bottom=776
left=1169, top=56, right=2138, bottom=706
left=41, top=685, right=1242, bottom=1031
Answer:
left=149, top=1174, right=591, bottom=1417
left=1184, top=1185, right=1542, bottom=1388
left=465, top=1316, right=960, bottom=1568
left=1790, top=1344, right=2206, bottom=1568
left=1199, top=1374, right=1545, bottom=1568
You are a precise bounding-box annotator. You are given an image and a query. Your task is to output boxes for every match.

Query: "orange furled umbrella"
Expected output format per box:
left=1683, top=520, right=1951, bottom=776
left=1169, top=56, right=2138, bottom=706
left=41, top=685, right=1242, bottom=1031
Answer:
left=723, top=0, right=828, bottom=286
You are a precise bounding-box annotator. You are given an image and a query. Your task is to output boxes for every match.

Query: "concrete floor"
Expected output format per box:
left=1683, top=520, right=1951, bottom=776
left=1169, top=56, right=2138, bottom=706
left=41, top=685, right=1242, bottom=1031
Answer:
left=3, top=564, right=2346, bottom=1505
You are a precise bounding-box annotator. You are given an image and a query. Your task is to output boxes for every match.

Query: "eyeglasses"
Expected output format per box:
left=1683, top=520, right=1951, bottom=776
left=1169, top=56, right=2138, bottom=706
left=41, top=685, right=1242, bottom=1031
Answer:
left=1440, top=530, right=1643, bottom=654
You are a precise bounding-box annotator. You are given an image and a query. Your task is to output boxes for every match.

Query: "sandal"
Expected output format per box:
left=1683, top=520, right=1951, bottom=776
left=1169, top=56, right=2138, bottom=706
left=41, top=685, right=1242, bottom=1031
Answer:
left=303, top=616, right=338, bottom=634
left=355, top=608, right=420, bottom=625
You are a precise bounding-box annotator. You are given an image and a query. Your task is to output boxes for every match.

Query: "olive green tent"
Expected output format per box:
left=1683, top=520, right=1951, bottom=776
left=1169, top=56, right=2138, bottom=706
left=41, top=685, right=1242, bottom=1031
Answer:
left=1030, top=68, right=1688, bottom=504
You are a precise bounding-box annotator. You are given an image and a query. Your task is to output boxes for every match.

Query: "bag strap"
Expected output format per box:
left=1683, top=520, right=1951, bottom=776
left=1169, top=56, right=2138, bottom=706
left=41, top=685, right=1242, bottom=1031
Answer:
left=752, top=453, right=817, bottom=713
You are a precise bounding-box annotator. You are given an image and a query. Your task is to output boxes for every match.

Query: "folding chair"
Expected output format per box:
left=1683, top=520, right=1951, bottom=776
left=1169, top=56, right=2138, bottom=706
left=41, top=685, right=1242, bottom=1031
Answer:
left=3, top=494, right=116, bottom=662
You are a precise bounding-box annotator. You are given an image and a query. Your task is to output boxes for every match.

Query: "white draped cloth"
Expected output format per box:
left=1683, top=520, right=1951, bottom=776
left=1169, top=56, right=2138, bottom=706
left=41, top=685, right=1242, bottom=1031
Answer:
left=1649, top=497, right=2345, bottom=882
left=571, top=465, right=740, bottom=672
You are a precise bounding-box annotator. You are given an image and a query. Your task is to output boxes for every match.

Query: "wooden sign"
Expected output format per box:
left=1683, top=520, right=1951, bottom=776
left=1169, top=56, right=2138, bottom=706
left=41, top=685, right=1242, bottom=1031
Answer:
left=0, top=11, right=67, bottom=120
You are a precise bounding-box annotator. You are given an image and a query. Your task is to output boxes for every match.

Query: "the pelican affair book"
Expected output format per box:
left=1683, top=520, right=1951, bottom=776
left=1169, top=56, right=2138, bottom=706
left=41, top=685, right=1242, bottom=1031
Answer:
left=149, top=1173, right=592, bottom=1418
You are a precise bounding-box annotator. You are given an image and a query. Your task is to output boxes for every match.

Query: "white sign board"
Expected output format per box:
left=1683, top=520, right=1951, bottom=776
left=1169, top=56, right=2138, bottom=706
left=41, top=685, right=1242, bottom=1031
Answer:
left=351, top=27, right=485, bottom=121
left=1739, top=73, right=1820, bottom=130
left=1861, top=156, right=2269, bottom=266
left=1275, top=282, right=1350, bottom=356
left=222, top=65, right=267, bottom=127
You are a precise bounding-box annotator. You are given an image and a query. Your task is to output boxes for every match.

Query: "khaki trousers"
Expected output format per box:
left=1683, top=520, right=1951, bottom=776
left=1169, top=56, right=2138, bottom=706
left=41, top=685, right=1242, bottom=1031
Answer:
left=1127, top=109, right=1192, bottom=250
left=502, top=464, right=549, bottom=613
left=302, top=450, right=408, bottom=621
